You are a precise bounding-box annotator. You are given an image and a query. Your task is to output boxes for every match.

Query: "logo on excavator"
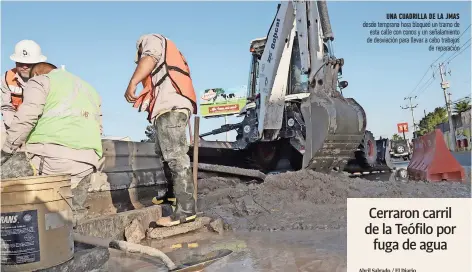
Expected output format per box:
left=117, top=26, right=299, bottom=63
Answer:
left=270, top=18, right=281, bottom=50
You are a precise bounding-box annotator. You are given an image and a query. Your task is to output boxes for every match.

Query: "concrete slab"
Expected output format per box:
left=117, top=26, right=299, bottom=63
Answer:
left=84, top=185, right=164, bottom=220
left=75, top=205, right=162, bottom=240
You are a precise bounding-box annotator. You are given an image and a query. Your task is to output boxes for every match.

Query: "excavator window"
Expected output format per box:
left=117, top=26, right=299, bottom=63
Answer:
left=287, top=35, right=309, bottom=95
left=246, top=53, right=260, bottom=100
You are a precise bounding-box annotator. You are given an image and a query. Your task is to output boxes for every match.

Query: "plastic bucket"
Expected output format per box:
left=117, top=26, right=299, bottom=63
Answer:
left=1, top=174, right=74, bottom=271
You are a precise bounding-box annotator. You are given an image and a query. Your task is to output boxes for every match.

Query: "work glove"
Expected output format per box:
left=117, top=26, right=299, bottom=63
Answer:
left=1, top=150, right=13, bottom=165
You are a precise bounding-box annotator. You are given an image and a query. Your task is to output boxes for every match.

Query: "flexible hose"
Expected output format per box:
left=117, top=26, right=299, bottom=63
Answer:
left=73, top=232, right=177, bottom=270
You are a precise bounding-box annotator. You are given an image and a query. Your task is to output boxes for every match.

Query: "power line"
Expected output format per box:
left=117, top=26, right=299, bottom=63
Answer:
left=450, top=96, right=471, bottom=105
left=407, top=24, right=471, bottom=98
left=414, top=65, right=441, bottom=97
left=439, top=62, right=456, bottom=151
left=437, top=96, right=471, bottom=114
left=408, top=66, right=433, bottom=97
left=415, top=76, right=437, bottom=97
left=431, top=24, right=471, bottom=64
left=401, top=96, right=419, bottom=131
left=445, top=41, right=471, bottom=64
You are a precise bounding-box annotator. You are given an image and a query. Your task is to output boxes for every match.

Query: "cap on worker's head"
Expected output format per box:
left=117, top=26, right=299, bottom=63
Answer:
left=10, top=40, right=47, bottom=64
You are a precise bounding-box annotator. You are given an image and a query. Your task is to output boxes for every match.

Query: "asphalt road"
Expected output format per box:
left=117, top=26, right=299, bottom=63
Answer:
left=363, top=151, right=471, bottom=182
left=452, top=151, right=471, bottom=167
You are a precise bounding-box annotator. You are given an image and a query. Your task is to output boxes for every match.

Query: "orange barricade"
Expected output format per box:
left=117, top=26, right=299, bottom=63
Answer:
left=407, top=129, right=465, bottom=182
left=407, top=137, right=425, bottom=180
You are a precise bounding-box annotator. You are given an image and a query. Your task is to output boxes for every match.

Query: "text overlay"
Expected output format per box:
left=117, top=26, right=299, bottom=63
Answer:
left=363, top=13, right=464, bottom=52
left=347, top=198, right=471, bottom=272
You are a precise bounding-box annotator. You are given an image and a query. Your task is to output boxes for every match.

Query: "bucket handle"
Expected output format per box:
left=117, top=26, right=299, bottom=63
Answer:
left=57, top=190, right=76, bottom=213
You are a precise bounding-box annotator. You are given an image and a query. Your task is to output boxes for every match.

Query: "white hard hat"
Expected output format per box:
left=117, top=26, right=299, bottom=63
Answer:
left=10, top=40, right=47, bottom=64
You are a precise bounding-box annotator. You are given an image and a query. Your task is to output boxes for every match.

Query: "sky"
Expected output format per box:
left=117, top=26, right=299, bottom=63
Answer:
left=1, top=1, right=471, bottom=142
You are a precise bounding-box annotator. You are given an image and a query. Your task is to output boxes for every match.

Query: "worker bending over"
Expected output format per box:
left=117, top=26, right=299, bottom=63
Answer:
left=125, top=34, right=197, bottom=227
left=1, top=62, right=103, bottom=222
left=1, top=40, right=47, bottom=147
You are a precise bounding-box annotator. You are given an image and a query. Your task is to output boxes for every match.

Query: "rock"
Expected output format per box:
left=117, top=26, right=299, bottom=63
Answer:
left=124, top=218, right=145, bottom=244
left=147, top=217, right=212, bottom=239
left=39, top=243, right=110, bottom=272
left=209, top=218, right=224, bottom=234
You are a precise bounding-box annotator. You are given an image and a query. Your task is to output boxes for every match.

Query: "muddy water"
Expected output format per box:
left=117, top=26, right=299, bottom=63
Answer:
left=197, top=169, right=471, bottom=232
left=105, top=168, right=470, bottom=271
left=106, top=228, right=347, bottom=272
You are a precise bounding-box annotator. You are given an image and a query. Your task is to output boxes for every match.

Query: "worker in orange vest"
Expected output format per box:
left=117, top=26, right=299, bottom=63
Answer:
left=125, top=34, right=198, bottom=227
left=1, top=40, right=47, bottom=147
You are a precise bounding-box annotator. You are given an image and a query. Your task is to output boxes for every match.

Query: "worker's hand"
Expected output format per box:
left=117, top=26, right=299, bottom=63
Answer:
left=1, top=150, right=13, bottom=165
left=124, top=82, right=138, bottom=103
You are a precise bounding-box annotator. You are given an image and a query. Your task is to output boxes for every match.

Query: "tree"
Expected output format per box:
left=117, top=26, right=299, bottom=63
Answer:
left=392, top=133, right=402, bottom=141
left=142, top=125, right=156, bottom=142
left=416, top=107, right=448, bottom=136
left=453, top=98, right=471, bottom=115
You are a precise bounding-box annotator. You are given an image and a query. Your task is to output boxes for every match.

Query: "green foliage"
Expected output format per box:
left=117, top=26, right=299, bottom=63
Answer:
left=392, top=133, right=402, bottom=141
left=453, top=98, right=471, bottom=114
left=416, top=107, right=448, bottom=137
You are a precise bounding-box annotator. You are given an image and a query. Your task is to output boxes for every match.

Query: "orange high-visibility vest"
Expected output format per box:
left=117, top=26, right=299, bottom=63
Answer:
left=4, top=68, right=24, bottom=110
left=133, top=36, right=197, bottom=122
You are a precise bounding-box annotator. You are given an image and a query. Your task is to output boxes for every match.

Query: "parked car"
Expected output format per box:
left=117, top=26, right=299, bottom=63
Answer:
left=389, top=139, right=411, bottom=161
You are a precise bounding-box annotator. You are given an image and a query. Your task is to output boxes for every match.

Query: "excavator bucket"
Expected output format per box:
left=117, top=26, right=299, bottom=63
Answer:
left=300, top=60, right=367, bottom=172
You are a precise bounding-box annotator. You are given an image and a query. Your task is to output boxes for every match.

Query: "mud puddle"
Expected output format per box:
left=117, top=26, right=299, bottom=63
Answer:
left=197, top=169, right=471, bottom=232
left=106, top=228, right=347, bottom=272
left=105, top=169, right=469, bottom=271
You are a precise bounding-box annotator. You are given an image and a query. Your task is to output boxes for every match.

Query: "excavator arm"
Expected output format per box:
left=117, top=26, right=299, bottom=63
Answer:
left=198, top=1, right=382, bottom=174
left=257, top=0, right=331, bottom=140
left=255, top=0, right=368, bottom=171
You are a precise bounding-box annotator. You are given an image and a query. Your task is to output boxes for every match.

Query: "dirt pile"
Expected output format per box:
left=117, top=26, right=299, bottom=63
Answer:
left=197, top=170, right=471, bottom=232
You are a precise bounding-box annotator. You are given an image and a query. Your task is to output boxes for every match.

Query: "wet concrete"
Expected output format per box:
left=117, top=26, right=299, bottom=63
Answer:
left=99, top=167, right=470, bottom=271
left=197, top=169, right=470, bottom=232
left=105, top=229, right=347, bottom=272
left=88, top=156, right=471, bottom=271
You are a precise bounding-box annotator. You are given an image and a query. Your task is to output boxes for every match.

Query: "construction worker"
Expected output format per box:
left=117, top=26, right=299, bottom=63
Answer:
left=1, top=40, right=47, bottom=147
left=125, top=34, right=197, bottom=227
left=1, top=62, right=103, bottom=222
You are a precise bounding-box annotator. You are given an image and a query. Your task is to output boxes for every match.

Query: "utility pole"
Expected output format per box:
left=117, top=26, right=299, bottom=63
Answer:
left=439, top=63, right=456, bottom=151
left=401, top=96, right=418, bottom=139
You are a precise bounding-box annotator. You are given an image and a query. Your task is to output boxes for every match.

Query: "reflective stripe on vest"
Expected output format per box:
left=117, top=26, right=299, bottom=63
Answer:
left=151, top=37, right=197, bottom=114
left=41, top=79, right=101, bottom=123
left=25, top=69, right=103, bottom=158
left=4, top=69, right=23, bottom=110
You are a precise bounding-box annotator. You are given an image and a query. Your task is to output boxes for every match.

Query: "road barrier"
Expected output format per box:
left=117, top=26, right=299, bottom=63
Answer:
left=90, top=140, right=166, bottom=192
left=407, top=129, right=465, bottom=182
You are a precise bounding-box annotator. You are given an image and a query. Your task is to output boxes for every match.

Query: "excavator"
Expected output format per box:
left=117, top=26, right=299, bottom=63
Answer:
left=192, top=0, right=393, bottom=176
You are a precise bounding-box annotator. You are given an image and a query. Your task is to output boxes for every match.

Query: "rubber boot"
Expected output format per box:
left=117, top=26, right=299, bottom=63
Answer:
left=152, top=162, right=177, bottom=208
left=154, top=167, right=196, bottom=227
